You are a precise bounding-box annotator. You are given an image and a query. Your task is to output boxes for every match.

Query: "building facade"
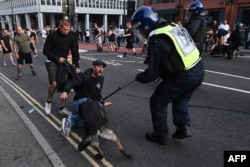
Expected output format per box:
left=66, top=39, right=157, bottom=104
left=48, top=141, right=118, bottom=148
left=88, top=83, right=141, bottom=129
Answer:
left=143, top=0, right=250, bottom=30
left=0, top=0, right=137, bottom=32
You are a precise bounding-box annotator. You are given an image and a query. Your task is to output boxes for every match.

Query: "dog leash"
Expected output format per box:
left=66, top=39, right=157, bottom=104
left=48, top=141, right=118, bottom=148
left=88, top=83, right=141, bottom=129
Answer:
left=101, top=80, right=135, bottom=101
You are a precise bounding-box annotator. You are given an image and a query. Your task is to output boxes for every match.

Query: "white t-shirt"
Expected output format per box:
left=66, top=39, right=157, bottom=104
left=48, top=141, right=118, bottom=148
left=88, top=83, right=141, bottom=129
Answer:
left=85, top=30, right=90, bottom=37
left=41, top=29, right=47, bottom=38
left=218, top=24, right=230, bottom=32
left=218, top=24, right=230, bottom=42
left=116, top=28, right=124, bottom=37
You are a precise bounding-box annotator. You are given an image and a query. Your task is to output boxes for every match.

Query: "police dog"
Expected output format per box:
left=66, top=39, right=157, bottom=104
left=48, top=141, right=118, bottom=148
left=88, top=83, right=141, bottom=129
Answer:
left=77, top=100, right=132, bottom=160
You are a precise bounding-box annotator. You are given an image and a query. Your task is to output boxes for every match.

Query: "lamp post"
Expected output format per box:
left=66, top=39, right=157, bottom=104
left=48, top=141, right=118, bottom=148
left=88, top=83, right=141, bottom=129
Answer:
left=75, top=9, right=78, bottom=31
left=67, top=0, right=70, bottom=19
left=123, top=0, right=126, bottom=26
left=64, top=0, right=70, bottom=19
left=10, top=0, right=15, bottom=30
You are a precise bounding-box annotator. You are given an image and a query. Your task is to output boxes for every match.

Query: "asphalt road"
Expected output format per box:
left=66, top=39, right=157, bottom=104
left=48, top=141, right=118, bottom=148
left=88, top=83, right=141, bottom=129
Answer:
left=0, top=39, right=249, bottom=167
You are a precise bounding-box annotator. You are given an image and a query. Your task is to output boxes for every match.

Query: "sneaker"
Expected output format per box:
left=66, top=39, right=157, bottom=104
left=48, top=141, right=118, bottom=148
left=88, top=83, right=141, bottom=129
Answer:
left=15, top=75, right=22, bottom=81
left=12, top=62, right=16, bottom=66
left=62, top=117, right=72, bottom=136
left=123, top=52, right=127, bottom=57
left=45, top=101, right=52, bottom=115
left=33, top=55, right=38, bottom=58
left=172, top=126, right=191, bottom=139
left=3, top=62, right=6, bottom=66
left=31, top=71, right=37, bottom=76
left=59, top=107, right=72, bottom=116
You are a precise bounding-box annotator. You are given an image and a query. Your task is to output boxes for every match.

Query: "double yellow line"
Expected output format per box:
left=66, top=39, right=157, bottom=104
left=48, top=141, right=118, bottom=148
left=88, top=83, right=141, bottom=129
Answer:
left=0, top=73, right=113, bottom=167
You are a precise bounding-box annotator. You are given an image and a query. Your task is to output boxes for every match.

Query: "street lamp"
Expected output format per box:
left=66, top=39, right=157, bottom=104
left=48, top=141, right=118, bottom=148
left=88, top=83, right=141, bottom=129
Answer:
left=67, top=0, right=70, bottom=19
left=123, top=0, right=126, bottom=26
left=75, top=9, right=78, bottom=31
left=9, top=0, right=15, bottom=30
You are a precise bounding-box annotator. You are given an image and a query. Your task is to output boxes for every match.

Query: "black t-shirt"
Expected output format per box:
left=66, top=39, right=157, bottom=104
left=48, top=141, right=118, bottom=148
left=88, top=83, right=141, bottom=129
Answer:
left=125, top=28, right=134, bottom=43
left=63, top=68, right=104, bottom=101
left=0, top=35, right=11, bottom=49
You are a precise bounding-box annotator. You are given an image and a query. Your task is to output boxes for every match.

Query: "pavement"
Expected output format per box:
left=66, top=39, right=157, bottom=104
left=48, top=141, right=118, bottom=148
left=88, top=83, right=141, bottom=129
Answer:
left=0, top=86, right=64, bottom=167
left=0, top=41, right=249, bottom=166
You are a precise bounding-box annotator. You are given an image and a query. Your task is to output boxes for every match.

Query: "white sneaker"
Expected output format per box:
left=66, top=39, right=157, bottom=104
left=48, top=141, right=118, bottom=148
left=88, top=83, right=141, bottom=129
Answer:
left=62, top=117, right=72, bottom=136
left=33, top=55, right=38, bottom=58
left=45, top=102, right=52, bottom=115
left=12, top=62, right=16, bottom=66
left=59, top=107, right=72, bottom=116
left=3, top=62, right=6, bottom=66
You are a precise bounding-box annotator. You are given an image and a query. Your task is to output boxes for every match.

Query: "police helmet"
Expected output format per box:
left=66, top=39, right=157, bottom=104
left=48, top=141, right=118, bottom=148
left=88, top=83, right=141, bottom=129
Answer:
left=187, top=0, right=204, bottom=16
left=132, top=6, right=160, bottom=38
left=235, top=22, right=243, bottom=29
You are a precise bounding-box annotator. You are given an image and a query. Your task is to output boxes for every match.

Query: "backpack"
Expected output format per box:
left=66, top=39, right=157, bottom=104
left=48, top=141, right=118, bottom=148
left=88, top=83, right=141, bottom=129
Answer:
left=56, top=61, right=77, bottom=92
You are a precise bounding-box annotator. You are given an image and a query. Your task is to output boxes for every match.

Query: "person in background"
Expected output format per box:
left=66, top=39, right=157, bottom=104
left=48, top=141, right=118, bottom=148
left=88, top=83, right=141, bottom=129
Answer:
left=116, top=25, right=125, bottom=50
left=41, top=28, right=47, bottom=43
left=53, top=26, right=58, bottom=32
left=184, top=0, right=207, bottom=54
left=85, top=29, right=90, bottom=44
left=60, top=60, right=111, bottom=136
left=13, top=26, right=37, bottom=80
left=29, top=28, right=38, bottom=58
left=209, top=26, right=232, bottom=59
left=227, top=22, right=244, bottom=58
left=0, top=29, right=16, bottom=66
left=123, top=21, right=137, bottom=57
left=245, top=29, right=250, bottom=49
left=43, top=18, right=81, bottom=116
left=211, top=20, right=218, bottom=29
left=108, top=26, right=117, bottom=51
left=94, top=23, right=103, bottom=52
left=132, top=6, right=204, bottom=145
left=218, top=19, right=230, bottom=43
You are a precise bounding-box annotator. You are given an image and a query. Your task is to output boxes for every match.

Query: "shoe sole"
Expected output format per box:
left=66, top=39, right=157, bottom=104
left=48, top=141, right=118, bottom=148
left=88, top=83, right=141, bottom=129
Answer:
left=172, top=134, right=191, bottom=139
left=145, top=133, right=168, bottom=145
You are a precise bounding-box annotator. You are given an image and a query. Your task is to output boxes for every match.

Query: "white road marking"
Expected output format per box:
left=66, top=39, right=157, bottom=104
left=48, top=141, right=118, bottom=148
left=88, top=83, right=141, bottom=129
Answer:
left=202, top=82, right=250, bottom=94
left=205, top=70, right=250, bottom=80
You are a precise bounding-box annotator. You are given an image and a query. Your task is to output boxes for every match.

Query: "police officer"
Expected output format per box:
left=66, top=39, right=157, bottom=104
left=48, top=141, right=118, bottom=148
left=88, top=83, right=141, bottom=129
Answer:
left=185, top=0, right=207, bottom=54
left=132, top=6, right=205, bottom=145
left=227, top=22, right=244, bottom=58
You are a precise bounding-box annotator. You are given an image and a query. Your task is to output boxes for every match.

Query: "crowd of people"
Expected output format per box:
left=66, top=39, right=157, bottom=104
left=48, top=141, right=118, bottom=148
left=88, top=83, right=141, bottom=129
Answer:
left=206, top=19, right=246, bottom=59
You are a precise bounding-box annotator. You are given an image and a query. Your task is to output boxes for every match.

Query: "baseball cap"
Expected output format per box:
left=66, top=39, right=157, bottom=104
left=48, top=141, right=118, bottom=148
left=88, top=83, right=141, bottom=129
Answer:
left=92, top=59, right=106, bottom=67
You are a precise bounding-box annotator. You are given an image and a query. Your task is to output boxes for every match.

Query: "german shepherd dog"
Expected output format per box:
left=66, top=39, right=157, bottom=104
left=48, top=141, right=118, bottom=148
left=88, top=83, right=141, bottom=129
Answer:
left=78, top=100, right=132, bottom=160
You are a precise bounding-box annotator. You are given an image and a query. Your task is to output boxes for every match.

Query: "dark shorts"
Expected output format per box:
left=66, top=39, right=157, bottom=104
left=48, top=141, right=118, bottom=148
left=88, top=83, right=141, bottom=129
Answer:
left=126, top=41, right=134, bottom=49
left=45, top=61, right=58, bottom=84
left=17, top=52, right=32, bottom=65
left=2, top=46, right=12, bottom=54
